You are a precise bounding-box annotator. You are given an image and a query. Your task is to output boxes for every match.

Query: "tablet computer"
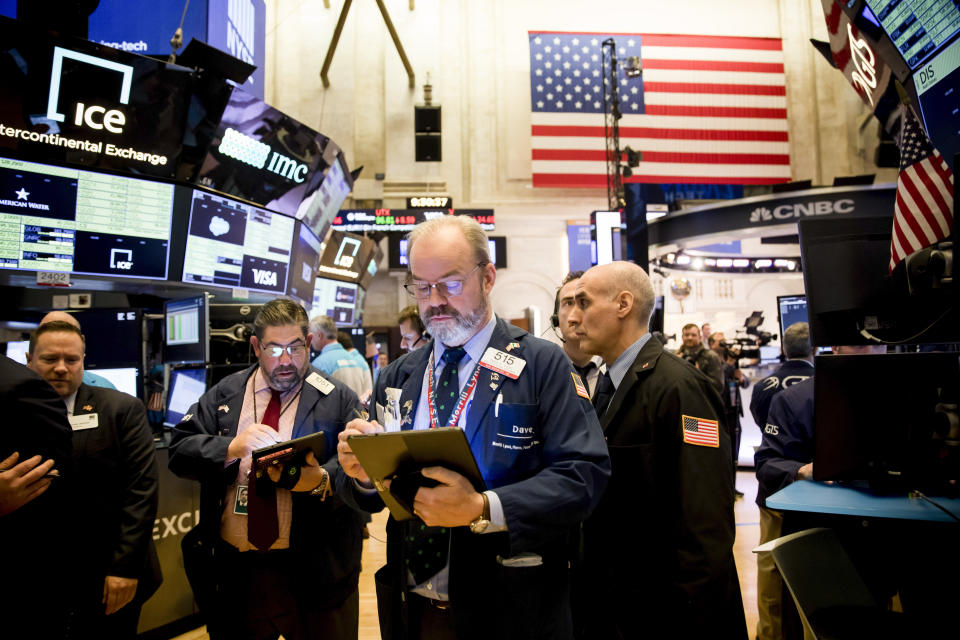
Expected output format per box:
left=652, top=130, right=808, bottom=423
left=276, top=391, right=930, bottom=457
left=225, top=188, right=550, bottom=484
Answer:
left=347, top=427, right=486, bottom=520
left=252, top=431, right=326, bottom=472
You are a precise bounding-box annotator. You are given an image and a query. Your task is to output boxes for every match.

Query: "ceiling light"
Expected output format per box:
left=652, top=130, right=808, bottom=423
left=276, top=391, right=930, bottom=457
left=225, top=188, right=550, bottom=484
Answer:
left=754, top=259, right=772, bottom=268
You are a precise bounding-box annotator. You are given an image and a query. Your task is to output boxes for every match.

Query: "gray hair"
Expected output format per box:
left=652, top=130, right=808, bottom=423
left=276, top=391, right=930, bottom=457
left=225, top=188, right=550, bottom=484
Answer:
left=783, top=322, right=812, bottom=359
left=406, top=215, right=490, bottom=267
left=254, top=298, right=309, bottom=340
left=309, top=314, right=337, bottom=339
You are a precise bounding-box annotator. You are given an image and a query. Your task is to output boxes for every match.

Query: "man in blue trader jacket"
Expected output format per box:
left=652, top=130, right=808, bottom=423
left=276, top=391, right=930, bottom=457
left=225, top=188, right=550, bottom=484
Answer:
left=337, top=216, right=611, bottom=640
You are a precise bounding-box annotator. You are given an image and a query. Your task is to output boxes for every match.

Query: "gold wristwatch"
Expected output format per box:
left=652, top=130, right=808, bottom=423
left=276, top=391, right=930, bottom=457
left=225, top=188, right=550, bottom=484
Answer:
left=309, top=468, right=331, bottom=499
left=469, top=491, right=491, bottom=533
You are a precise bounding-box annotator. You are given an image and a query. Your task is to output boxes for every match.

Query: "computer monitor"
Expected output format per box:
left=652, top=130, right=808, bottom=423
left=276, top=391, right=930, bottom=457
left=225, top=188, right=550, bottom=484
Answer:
left=3, top=340, right=29, bottom=365
left=286, top=221, right=324, bottom=305
left=799, top=216, right=957, bottom=346
left=164, top=367, right=208, bottom=427
left=388, top=235, right=508, bottom=270
left=72, top=309, right=142, bottom=369
left=87, top=367, right=139, bottom=398
left=311, top=277, right=358, bottom=327
left=164, top=295, right=209, bottom=365
left=777, top=295, right=808, bottom=341
left=813, top=352, right=960, bottom=492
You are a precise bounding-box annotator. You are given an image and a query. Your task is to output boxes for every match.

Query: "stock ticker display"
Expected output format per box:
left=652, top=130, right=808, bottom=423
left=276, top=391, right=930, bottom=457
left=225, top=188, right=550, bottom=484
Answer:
left=0, top=156, right=172, bottom=278
left=181, top=189, right=294, bottom=294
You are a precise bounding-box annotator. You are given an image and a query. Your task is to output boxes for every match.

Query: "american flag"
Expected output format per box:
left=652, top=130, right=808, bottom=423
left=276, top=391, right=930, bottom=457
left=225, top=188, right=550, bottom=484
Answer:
left=529, top=32, right=791, bottom=187
left=682, top=415, right=720, bottom=448
left=889, top=109, right=954, bottom=271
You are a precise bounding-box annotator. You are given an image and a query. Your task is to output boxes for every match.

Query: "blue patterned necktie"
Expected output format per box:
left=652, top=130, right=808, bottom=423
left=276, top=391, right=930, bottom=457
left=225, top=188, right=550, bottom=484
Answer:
left=405, top=346, right=468, bottom=585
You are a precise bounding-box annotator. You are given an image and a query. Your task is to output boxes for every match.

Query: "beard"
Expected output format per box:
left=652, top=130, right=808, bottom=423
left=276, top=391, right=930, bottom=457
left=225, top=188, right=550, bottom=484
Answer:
left=424, top=295, right=490, bottom=347
left=264, top=360, right=307, bottom=393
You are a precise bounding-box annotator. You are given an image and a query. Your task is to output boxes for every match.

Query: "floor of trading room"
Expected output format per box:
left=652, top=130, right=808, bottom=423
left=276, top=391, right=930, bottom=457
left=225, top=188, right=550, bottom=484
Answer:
left=174, top=470, right=761, bottom=640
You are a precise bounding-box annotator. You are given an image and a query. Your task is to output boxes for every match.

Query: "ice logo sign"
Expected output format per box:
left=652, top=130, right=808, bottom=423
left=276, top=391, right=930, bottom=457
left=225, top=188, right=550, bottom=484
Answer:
left=46, top=47, right=133, bottom=133
left=110, top=248, right=133, bottom=270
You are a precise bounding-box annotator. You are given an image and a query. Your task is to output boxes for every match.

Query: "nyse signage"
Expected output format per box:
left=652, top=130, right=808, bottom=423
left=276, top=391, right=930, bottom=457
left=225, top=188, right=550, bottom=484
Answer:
left=0, top=17, right=190, bottom=178
left=647, top=184, right=896, bottom=249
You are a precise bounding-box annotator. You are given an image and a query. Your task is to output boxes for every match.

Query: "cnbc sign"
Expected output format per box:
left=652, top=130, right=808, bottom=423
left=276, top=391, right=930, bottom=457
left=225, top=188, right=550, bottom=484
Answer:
left=217, top=128, right=309, bottom=183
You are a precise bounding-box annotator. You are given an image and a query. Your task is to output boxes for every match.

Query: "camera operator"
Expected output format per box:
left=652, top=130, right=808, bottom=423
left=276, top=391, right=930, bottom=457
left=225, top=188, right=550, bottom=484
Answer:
left=710, top=333, right=749, bottom=498
left=676, top=324, right=724, bottom=394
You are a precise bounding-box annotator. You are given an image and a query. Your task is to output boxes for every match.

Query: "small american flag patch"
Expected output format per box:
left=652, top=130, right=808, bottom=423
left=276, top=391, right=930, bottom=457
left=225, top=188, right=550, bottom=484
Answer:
left=571, top=372, right=590, bottom=399
left=682, top=415, right=719, bottom=448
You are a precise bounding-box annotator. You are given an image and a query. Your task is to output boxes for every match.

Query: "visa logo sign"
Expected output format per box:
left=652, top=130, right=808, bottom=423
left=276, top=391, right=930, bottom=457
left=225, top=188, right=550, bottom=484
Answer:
left=252, top=268, right=278, bottom=287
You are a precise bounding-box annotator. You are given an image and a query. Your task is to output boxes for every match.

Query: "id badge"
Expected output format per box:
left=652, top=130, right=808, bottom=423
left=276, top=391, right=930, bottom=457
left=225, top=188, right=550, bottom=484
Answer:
left=234, top=485, right=249, bottom=515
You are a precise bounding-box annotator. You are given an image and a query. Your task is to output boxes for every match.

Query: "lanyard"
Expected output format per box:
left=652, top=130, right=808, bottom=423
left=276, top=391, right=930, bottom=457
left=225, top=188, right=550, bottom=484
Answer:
left=426, top=349, right=482, bottom=430
left=252, top=367, right=303, bottom=425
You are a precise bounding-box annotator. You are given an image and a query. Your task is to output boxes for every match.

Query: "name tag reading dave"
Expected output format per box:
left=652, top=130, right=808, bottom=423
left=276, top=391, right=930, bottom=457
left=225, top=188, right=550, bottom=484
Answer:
left=480, top=347, right=526, bottom=379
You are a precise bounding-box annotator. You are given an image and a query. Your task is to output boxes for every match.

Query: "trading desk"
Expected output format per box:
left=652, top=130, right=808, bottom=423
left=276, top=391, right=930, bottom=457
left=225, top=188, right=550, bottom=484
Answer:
left=765, top=481, right=959, bottom=639
left=766, top=480, right=960, bottom=522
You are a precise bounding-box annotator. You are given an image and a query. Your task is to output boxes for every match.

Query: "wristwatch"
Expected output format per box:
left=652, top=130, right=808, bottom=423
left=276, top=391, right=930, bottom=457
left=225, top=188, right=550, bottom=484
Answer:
left=469, top=491, right=491, bottom=533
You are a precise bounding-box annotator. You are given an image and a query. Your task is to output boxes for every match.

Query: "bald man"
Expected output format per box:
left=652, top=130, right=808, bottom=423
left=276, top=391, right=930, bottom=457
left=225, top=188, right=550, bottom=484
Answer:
left=568, top=261, right=746, bottom=639
left=40, top=312, right=116, bottom=390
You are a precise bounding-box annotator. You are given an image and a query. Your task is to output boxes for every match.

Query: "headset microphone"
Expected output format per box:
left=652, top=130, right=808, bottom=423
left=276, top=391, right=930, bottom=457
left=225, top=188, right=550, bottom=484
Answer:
left=551, top=286, right=565, bottom=343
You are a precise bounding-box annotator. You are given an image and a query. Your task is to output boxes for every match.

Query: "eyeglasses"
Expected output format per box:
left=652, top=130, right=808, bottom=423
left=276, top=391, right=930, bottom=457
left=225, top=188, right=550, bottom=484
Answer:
left=263, top=343, right=307, bottom=358
left=404, top=264, right=484, bottom=300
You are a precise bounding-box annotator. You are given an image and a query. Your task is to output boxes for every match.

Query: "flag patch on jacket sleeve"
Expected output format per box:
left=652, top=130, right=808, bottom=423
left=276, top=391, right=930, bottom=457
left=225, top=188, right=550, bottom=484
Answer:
left=682, top=415, right=719, bottom=447
left=571, top=372, right=590, bottom=399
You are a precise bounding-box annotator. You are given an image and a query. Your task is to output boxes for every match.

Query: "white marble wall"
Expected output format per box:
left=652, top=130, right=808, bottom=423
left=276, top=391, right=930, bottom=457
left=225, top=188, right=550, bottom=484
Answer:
left=265, top=0, right=897, bottom=326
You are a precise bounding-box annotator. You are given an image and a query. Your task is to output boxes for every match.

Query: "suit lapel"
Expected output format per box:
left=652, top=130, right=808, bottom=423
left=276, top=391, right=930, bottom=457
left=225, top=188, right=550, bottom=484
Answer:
left=600, top=338, right=663, bottom=435
left=291, top=372, right=323, bottom=438
left=396, top=345, right=432, bottom=431
left=464, top=319, right=515, bottom=446
left=216, top=369, right=250, bottom=438
left=73, top=384, right=95, bottom=415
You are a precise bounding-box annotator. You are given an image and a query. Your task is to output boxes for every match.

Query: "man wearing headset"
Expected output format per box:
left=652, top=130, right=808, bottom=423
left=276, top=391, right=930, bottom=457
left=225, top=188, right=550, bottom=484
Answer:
left=554, top=271, right=604, bottom=398
left=397, top=305, right=428, bottom=352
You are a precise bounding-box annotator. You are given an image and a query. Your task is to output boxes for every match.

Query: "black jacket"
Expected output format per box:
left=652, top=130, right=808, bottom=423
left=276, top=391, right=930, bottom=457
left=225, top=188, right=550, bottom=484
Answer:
left=0, top=357, right=74, bottom=637
left=69, top=383, right=162, bottom=600
left=582, top=337, right=747, bottom=639
left=168, top=365, right=365, bottom=610
left=749, top=358, right=814, bottom=429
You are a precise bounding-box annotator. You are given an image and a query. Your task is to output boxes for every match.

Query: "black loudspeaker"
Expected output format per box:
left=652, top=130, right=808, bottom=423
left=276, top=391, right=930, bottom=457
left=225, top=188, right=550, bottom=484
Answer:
left=415, top=106, right=441, bottom=132
left=415, top=133, right=442, bottom=162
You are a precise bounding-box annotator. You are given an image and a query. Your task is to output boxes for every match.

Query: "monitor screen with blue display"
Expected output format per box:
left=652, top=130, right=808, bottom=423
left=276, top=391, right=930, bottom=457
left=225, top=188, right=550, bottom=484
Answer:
left=164, top=367, right=207, bottom=427
left=777, top=294, right=808, bottom=342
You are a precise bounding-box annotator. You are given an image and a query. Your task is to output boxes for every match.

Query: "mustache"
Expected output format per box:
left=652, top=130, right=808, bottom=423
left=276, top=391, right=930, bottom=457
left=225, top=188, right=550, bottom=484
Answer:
left=424, top=306, right=461, bottom=320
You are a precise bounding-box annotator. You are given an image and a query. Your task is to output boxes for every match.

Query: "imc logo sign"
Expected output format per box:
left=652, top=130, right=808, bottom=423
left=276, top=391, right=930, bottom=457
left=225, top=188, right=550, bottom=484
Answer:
left=46, top=47, right=133, bottom=134
left=218, top=127, right=309, bottom=183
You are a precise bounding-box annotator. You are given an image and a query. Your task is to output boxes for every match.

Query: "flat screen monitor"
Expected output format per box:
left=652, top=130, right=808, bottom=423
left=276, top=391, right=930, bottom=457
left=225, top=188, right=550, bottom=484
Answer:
left=87, top=366, right=138, bottom=397
left=0, top=15, right=190, bottom=178
left=592, top=210, right=623, bottom=266
left=3, top=340, right=29, bottom=364
left=296, top=152, right=353, bottom=241
left=0, top=157, right=174, bottom=278
left=316, top=230, right=378, bottom=284
left=72, top=308, right=142, bottom=368
left=286, top=221, right=324, bottom=304
left=196, top=85, right=336, bottom=216
left=777, top=295, right=808, bottom=341
left=799, top=216, right=958, bottom=346
left=181, top=189, right=295, bottom=294
left=311, top=277, right=358, bottom=327
left=164, top=295, right=209, bottom=365
left=814, top=352, right=960, bottom=491
left=863, top=0, right=960, bottom=72
left=388, top=235, right=507, bottom=270
left=163, top=366, right=207, bottom=427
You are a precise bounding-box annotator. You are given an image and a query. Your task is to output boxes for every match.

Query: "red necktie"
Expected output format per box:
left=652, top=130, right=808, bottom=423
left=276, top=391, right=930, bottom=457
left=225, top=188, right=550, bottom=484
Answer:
left=248, top=390, right=282, bottom=550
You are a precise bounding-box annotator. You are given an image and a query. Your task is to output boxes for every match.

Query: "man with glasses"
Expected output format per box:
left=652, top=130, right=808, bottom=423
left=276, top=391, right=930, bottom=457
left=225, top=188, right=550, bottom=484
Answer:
left=169, top=298, right=366, bottom=640
left=337, top=216, right=610, bottom=640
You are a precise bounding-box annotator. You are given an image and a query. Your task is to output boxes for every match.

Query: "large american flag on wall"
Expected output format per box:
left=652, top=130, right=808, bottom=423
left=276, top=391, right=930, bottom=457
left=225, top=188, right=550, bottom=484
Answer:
left=529, top=32, right=791, bottom=187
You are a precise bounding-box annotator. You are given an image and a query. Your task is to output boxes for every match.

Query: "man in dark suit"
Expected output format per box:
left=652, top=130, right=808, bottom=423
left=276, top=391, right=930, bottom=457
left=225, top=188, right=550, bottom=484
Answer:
left=568, top=261, right=747, bottom=639
left=0, top=355, right=74, bottom=638
left=169, top=298, right=366, bottom=640
left=337, top=216, right=610, bottom=640
left=26, top=321, right=160, bottom=639
left=749, top=321, right=814, bottom=430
